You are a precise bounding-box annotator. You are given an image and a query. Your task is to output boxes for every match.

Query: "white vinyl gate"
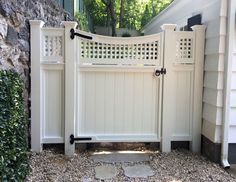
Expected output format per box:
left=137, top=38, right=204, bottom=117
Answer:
left=30, top=21, right=206, bottom=155
left=76, top=30, right=162, bottom=143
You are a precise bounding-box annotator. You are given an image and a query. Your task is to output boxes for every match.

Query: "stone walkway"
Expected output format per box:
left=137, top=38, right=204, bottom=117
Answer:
left=27, top=149, right=236, bottom=182
left=91, top=152, right=154, bottom=180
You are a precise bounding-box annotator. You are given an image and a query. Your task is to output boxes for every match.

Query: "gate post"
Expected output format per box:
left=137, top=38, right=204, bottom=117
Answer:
left=62, top=21, right=78, bottom=156
left=161, top=24, right=177, bottom=152
left=30, top=20, right=44, bottom=152
left=191, top=25, right=206, bottom=153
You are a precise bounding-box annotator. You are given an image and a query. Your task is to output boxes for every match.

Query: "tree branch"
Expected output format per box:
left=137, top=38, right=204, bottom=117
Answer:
left=101, top=0, right=108, bottom=6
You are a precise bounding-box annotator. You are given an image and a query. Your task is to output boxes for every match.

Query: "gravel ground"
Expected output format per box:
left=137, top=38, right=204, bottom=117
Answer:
left=26, top=148, right=236, bottom=182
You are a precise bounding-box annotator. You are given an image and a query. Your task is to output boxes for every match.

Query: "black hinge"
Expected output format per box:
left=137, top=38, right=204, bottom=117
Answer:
left=70, top=134, right=92, bottom=144
left=155, top=68, right=167, bottom=76
left=70, top=28, right=93, bottom=40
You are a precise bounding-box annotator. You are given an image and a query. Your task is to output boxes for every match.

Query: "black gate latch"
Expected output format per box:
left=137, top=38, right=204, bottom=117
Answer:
left=70, top=29, right=93, bottom=40
left=70, top=134, right=92, bottom=144
left=155, top=68, right=167, bottom=76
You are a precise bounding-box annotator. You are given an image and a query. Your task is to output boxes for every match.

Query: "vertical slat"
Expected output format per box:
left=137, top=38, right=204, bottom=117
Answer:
left=152, top=76, right=158, bottom=134
left=78, top=72, right=85, bottom=135
left=95, top=73, right=105, bottom=134
left=104, top=73, right=115, bottom=133
left=41, top=70, right=46, bottom=139
left=85, top=73, right=96, bottom=134
left=143, top=73, right=154, bottom=134
left=123, top=73, right=134, bottom=133
left=133, top=73, right=144, bottom=133
left=114, top=73, right=125, bottom=134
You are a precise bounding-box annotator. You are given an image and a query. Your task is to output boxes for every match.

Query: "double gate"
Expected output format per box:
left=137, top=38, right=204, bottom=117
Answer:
left=30, top=21, right=206, bottom=155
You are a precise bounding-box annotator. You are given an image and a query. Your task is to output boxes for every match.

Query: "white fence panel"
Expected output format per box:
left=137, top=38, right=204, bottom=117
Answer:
left=162, top=25, right=206, bottom=152
left=30, top=21, right=205, bottom=155
left=30, top=21, right=65, bottom=150
left=41, top=64, right=64, bottom=143
left=40, top=28, right=65, bottom=144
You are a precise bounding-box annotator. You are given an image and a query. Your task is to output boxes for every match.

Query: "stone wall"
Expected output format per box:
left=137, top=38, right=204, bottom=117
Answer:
left=0, top=0, right=70, bottom=112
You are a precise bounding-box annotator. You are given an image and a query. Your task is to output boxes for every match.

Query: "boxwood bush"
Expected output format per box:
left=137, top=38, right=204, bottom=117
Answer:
left=0, top=70, right=29, bottom=181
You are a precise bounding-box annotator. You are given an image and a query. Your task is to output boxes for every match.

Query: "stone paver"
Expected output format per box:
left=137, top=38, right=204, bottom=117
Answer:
left=94, top=165, right=117, bottom=180
left=91, top=152, right=150, bottom=163
left=122, top=164, right=155, bottom=178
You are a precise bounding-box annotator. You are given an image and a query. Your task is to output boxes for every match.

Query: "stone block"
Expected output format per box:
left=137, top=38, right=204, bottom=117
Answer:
left=6, top=26, right=18, bottom=45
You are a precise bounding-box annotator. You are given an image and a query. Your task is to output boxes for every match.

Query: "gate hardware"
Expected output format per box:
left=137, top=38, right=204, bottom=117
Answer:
left=70, top=134, right=92, bottom=144
left=155, top=68, right=167, bottom=76
left=70, top=29, right=93, bottom=40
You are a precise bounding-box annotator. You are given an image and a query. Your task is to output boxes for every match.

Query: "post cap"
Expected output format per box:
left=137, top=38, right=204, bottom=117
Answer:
left=161, top=24, right=177, bottom=31
left=29, top=20, right=45, bottom=28
left=61, top=21, right=78, bottom=29
left=191, top=25, right=207, bottom=31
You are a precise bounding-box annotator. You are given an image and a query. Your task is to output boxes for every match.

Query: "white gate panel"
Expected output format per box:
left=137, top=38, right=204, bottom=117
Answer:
left=41, top=65, right=64, bottom=143
left=76, top=70, right=161, bottom=142
left=171, top=66, right=194, bottom=141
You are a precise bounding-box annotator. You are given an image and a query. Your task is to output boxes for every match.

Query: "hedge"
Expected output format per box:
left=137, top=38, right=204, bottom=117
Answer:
left=0, top=70, right=29, bottom=181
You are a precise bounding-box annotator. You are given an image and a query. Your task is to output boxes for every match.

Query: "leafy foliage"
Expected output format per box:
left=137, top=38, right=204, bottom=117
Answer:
left=141, top=4, right=152, bottom=27
left=83, top=0, right=173, bottom=32
left=75, top=11, right=89, bottom=31
left=0, top=70, right=29, bottom=181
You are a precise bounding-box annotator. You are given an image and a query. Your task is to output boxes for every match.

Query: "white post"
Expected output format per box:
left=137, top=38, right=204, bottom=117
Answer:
left=30, top=20, right=44, bottom=152
left=191, top=25, right=206, bottom=153
left=161, top=24, right=177, bottom=152
left=62, top=21, right=78, bottom=156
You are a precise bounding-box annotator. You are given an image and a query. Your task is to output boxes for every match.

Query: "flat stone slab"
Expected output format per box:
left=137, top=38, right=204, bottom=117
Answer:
left=91, top=153, right=150, bottom=163
left=122, top=164, right=154, bottom=178
left=95, top=165, right=117, bottom=180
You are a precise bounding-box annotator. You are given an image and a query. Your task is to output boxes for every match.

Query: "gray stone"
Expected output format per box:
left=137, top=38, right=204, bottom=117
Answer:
left=19, top=27, right=29, bottom=41
left=91, top=152, right=150, bottom=163
left=18, top=39, right=29, bottom=52
left=95, top=165, right=117, bottom=180
left=0, top=0, right=70, bottom=115
left=81, top=178, right=92, bottom=182
left=0, top=18, right=7, bottom=39
left=39, top=3, right=45, bottom=18
left=0, top=1, right=12, bottom=17
left=6, top=26, right=18, bottom=45
left=11, top=12, right=23, bottom=27
left=122, top=164, right=155, bottom=178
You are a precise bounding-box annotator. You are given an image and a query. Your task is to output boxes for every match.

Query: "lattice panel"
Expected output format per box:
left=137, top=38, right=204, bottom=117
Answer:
left=176, top=38, right=194, bottom=63
left=43, top=35, right=63, bottom=57
left=79, top=40, right=160, bottom=65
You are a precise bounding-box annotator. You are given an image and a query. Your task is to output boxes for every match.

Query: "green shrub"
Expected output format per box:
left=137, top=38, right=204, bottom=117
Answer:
left=0, top=70, right=29, bottom=181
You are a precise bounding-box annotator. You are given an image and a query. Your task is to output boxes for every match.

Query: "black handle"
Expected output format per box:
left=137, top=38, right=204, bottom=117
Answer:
left=70, top=134, right=92, bottom=144
left=155, top=68, right=166, bottom=76
left=70, top=29, right=93, bottom=40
